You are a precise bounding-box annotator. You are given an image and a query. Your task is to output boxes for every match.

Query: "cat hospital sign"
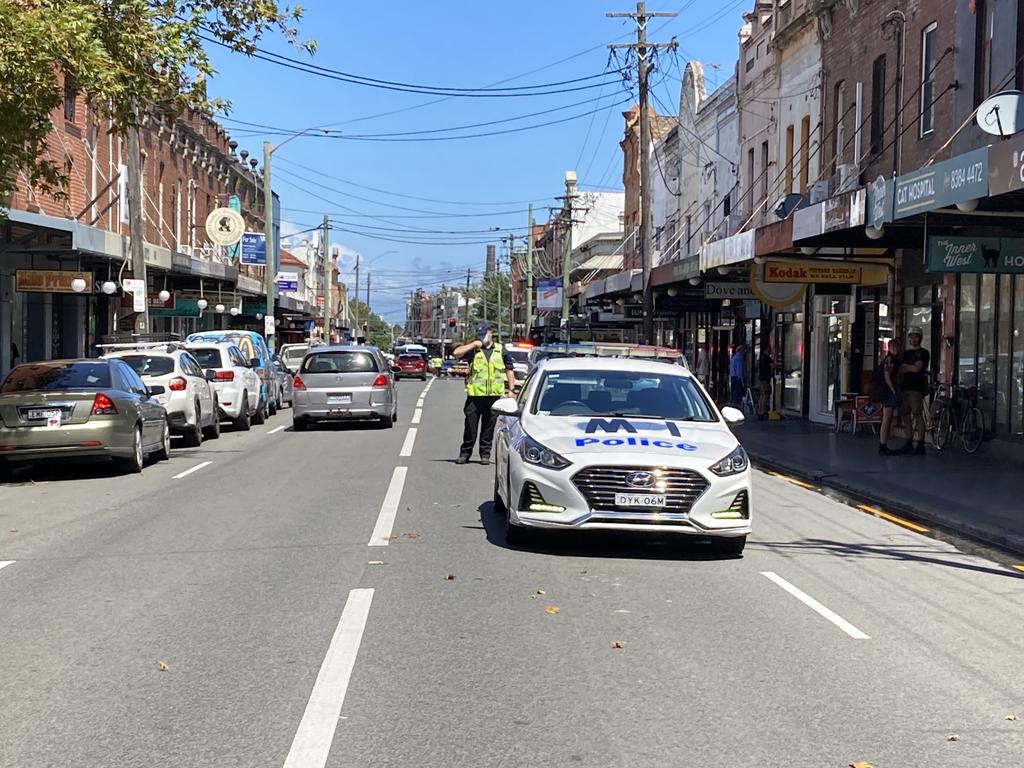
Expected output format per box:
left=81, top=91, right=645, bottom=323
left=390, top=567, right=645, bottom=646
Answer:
left=927, top=236, right=1024, bottom=274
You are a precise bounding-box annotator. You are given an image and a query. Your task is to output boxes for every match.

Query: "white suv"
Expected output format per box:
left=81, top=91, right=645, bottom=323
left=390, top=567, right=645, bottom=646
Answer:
left=186, top=342, right=261, bottom=431
left=101, top=344, right=220, bottom=446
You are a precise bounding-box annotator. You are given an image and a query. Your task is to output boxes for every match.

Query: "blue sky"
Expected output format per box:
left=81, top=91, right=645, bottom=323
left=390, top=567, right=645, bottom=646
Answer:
left=207, top=0, right=744, bottom=322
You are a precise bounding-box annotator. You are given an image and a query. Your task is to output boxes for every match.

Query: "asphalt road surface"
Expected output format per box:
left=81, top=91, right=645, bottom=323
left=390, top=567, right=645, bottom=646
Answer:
left=2, top=376, right=1023, bottom=768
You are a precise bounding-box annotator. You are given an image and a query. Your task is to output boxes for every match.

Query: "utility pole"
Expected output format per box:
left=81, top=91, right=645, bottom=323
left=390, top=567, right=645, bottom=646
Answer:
left=262, top=141, right=276, bottom=351
left=321, top=215, right=330, bottom=343
left=497, top=252, right=503, bottom=343
left=463, top=268, right=472, bottom=338
left=126, top=120, right=149, bottom=334
left=608, top=2, right=678, bottom=344
left=561, top=171, right=576, bottom=338
left=525, top=204, right=534, bottom=339
left=365, top=270, right=371, bottom=330
left=353, top=254, right=360, bottom=340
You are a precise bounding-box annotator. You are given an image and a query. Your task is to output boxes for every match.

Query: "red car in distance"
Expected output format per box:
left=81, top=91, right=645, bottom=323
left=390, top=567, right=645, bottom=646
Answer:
left=394, top=354, right=428, bottom=381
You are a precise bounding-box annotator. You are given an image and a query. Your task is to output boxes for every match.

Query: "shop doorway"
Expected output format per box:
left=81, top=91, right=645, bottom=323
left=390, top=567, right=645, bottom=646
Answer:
left=810, top=293, right=852, bottom=424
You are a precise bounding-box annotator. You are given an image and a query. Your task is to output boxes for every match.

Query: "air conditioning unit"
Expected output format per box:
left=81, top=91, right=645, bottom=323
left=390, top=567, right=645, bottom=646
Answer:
left=809, top=180, right=830, bottom=204
left=834, top=163, right=860, bottom=194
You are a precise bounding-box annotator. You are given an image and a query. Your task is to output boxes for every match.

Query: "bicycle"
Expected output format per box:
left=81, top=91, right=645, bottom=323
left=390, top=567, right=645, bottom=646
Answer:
left=928, top=383, right=984, bottom=453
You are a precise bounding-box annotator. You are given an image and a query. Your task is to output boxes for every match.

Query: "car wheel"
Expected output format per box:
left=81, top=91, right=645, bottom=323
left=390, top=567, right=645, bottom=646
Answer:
left=505, top=514, right=534, bottom=548
left=154, top=422, right=171, bottom=461
left=252, top=399, right=266, bottom=425
left=711, top=535, right=746, bottom=558
left=420, top=374, right=427, bottom=381
left=379, top=414, right=394, bottom=429
left=268, top=398, right=277, bottom=416
left=203, top=403, right=221, bottom=440
left=0, top=461, right=11, bottom=483
left=391, top=408, right=398, bottom=424
left=493, top=463, right=507, bottom=516
left=292, top=417, right=308, bottom=432
left=118, top=425, right=145, bottom=474
left=183, top=404, right=203, bottom=447
left=234, top=392, right=252, bottom=431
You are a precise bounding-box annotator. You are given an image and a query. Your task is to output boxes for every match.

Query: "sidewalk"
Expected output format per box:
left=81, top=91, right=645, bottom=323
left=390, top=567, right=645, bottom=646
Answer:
left=735, top=416, right=1024, bottom=554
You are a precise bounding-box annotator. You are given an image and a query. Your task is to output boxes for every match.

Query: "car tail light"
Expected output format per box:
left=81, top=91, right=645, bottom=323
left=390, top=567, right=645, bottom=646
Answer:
left=168, top=377, right=187, bottom=391
left=214, top=370, right=234, bottom=381
left=79, top=441, right=102, bottom=448
left=372, top=374, right=388, bottom=387
left=293, top=375, right=306, bottom=390
left=91, top=393, right=118, bottom=415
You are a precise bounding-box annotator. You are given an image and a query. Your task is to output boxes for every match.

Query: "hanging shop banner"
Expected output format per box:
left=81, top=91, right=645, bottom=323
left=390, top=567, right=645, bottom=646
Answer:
left=150, top=298, right=201, bottom=318
left=988, top=139, right=1024, bottom=196
left=226, top=195, right=242, bottom=260
left=927, top=235, right=1024, bottom=274
left=275, top=271, right=299, bottom=291
left=704, top=281, right=756, bottom=300
left=893, top=147, right=989, bottom=219
left=866, top=175, right=894, bottom=228
left=537, top=278, right=563, bottom=311
left=241, top=232, right=267, bottom=265
left=823, top=188, right=866, bottom=233
left=764, top=261, right=863, bottom=284
left=15, top=270, right=92, bottom=294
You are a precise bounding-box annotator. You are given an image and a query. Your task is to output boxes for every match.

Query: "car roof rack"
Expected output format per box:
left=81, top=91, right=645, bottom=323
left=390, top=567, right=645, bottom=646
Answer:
left=97, top=333, right=185, bottom=354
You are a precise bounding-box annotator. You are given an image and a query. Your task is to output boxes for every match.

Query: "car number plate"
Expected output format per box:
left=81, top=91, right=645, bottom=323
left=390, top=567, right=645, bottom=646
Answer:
left=29, top=408, right=62, bottom=426
left=614, top=492, right=666, bottom=508
left=327, top=394, right=351, bottom=405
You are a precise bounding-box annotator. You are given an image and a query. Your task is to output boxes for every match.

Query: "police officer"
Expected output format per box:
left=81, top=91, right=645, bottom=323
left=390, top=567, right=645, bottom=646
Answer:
left=453, top=321, right=516, bottom=464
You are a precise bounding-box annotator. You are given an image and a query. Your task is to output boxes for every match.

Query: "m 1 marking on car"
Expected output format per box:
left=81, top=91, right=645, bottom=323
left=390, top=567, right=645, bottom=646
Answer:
left=574, top=436, right=699, bottom=451
left=580, top=418, right=684, bottom=436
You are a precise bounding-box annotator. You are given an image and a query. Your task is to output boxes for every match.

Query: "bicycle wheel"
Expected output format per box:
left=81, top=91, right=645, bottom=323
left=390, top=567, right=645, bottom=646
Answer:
left=961, top=407, right=985, bottom=454
left=930, top=405, right=951, bottom=450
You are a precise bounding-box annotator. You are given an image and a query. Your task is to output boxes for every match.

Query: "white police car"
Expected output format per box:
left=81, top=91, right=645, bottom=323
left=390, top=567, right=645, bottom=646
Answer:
left=491, top=357, right=752, bottom=555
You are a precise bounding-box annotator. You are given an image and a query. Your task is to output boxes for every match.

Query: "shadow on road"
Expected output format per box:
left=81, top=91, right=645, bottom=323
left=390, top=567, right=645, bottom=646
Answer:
left=476, top=501, right=739, bottom=562
left=751, top=538, right=1024, bottom=580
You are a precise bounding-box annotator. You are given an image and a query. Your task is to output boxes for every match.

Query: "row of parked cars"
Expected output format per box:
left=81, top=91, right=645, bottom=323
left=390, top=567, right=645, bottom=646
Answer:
left=0, top=331, right=304, bottom=479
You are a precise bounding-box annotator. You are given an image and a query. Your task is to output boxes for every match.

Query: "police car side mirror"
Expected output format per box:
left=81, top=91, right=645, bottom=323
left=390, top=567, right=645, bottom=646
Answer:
left=721, top=406, right=745, bottom=425
left=491, top=397, right=520, bottom=417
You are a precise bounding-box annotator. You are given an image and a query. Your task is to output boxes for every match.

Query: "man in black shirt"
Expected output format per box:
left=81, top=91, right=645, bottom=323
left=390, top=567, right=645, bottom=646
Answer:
left=899, top=326, right=930, bottom=455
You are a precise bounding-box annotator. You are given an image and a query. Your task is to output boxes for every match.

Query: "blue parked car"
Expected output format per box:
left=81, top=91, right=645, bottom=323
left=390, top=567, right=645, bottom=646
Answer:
left=186, top=330, right=279, bottom=422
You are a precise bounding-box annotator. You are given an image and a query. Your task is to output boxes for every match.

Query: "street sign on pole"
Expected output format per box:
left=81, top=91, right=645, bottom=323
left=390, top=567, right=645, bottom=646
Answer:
left=122, top=278, right=146, bottom=312
left=241, top=233, right=267, bottom=265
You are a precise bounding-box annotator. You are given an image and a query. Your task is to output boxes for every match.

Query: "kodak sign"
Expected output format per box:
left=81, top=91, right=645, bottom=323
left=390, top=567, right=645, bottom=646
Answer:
left=764, top=262, right=862, bottom=284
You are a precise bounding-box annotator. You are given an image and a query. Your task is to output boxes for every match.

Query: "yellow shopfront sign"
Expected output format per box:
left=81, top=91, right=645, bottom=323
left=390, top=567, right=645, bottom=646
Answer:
left=763, top=259, right=889, bottom=286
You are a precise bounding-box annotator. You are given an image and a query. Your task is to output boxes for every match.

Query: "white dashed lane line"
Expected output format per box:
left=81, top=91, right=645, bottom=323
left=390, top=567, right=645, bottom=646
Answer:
left=399, top=428, right=417, bottom=457
left=411, top=409, right=422, bottom=425
left=281, top=588, right=375, bottom=768
left=267, top=425, right=286, bottom=434
left=760, top=571, right=871, bottom=640
left=172, top=461, right=213, bottom=480
left=368, top=467, right=408, bottom=547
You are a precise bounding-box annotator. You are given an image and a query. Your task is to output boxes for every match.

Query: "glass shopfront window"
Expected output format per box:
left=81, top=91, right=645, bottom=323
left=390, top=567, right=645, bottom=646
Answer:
left=778, top=312, right=804, bottom=412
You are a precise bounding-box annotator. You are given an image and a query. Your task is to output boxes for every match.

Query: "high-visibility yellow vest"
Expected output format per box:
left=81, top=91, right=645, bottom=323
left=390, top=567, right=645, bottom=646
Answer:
left=466, top=344, right=506, bottom=396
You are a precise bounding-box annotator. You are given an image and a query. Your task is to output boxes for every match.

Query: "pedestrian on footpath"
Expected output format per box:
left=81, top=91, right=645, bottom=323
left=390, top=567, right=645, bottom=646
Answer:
left=452, top=321, right=516, bottom=465
left=873, top=340, right=902, bottom=455
left=729, top=344, right=746, bottom=408
left=899, top=327, right=930, bottom=455
left=756, top=348, right=774, bottom=420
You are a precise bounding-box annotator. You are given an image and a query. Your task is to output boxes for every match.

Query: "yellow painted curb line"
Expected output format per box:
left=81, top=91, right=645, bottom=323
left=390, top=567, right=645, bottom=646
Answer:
left=766, top=471, right=815, bottom=490
left=1010, top=565, right=1024, bottom=573
left=856, top=503, right=930, bottom=534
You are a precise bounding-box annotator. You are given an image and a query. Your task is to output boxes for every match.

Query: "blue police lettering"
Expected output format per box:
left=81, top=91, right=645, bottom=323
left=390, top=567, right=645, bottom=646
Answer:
left=604, top=438, right=624, bottom=445
left=576, top=437, right=599, bottom=446
left=574, top=437, right=700, bottom=450
left=652, top=440, right=672, bottom=448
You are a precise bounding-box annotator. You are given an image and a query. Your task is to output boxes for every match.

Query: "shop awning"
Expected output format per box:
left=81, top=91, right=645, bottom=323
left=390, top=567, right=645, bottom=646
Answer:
left=699, top=229, right=754, bottom=273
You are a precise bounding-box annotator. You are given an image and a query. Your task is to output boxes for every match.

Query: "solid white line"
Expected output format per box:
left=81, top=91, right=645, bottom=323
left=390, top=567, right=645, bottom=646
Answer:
left=281, top=588, right=374, bottom=768
left=411, top=408, right=422, bottom=425
left=172, top=461, right=212, bottom=480
left=368, top=467, right=408, bottom=547
left=267, top=425, right=286, bottom=435
left=399, top=427, right=417, bottom=457
left=0, top=561, right=15, bottom=573
left=761, top=571, right=870, bottom=640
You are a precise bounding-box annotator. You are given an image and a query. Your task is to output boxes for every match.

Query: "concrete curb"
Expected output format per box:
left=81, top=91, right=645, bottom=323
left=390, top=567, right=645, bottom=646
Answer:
left=749, top=450, right=1024, bottom=557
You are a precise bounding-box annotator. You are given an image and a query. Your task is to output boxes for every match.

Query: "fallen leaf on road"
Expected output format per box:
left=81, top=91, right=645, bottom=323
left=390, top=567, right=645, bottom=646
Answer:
left=1006, top=714, right=1018, bottom=721
left=367, top=560, right=384, bottom=565
left=530, top=590, right=546, bottom=598
left=849, top=762, right=874, bottom=768
left=9, top=529, right=18, bottom=533
left=158, top=661, right=168, bottom=671
left=611, top=641, right=624, bottom=649
left=545, top=606, right=559, bottom=615
left=947, top=735, right=960, bottom=742
left=403, top=532, right=419, bottom=539
left=443, top=574, right=455, bottom=581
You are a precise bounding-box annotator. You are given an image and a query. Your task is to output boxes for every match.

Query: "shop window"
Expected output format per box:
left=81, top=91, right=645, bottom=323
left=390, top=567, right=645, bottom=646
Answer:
left=958, top=274, right=978, bottom=388
left=920, top=23, right=937, bottom=136
left=996, top=274, right=1013, bottom=433
left=870, top=55, right=886, bottom=156
left=1013, top=275, right=1024, bottom=436
left=978, top=274, right=997, bottom=425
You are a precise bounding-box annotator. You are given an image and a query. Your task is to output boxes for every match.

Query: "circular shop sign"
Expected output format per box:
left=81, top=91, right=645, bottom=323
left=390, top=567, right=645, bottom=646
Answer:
left=205, top=207, right=245, bottom=247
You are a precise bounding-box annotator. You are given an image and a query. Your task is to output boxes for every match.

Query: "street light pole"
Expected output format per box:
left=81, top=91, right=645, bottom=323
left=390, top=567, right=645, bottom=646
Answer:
left=262, top=141, right=275, bottom=350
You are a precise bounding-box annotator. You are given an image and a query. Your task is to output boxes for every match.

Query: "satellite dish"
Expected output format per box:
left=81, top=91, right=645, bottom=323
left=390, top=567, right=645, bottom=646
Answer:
left=976, top=90, right=1024, bottom=137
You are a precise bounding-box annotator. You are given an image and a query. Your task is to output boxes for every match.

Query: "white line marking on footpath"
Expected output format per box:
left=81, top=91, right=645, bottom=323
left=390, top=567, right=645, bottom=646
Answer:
left=172, top=461, right=212, bottom=480
left=411, top=408, right=422, bottom=425
left=281, top=588, right=374, bottom=768
left=760, top=571, right=870, bottom=640
left=368, top=467, right=408, bottom=546
left=399, top=427, right=417, bottom=457
left=0, top=561, right=15, bottom=573
left=267, top=425, right=286, bottom=434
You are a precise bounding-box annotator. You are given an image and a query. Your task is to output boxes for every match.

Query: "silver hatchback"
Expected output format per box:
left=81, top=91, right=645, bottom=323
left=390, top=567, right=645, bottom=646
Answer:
left=291, top=346, right=398, bottom=431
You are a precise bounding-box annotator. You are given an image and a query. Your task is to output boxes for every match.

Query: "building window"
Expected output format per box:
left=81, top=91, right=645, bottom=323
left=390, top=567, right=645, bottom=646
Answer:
left=785, top=124, right=795, bottom=194
left=920, top=23, right=938, bottom=136
left=870, top=54, right=887, bottom=156
left=800, top=115, right=811, bottom=193
left=63, top=83, right=77, bottom=122
left=723, top=192, right=731, bottom=219
left=975, top=0, right=997, bottom=105
left=833, top=80, right=847, bottom=166
left=747, top=147, right=755, bottom=212
left=761, top=140, right=769, bottom=202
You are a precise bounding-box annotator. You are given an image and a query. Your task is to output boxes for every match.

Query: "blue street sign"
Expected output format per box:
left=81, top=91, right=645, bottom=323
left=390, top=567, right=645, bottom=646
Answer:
left=241, top=232, right=266, bottom=265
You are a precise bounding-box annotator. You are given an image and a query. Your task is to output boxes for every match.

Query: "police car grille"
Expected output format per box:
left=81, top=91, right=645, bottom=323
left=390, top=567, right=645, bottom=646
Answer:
left=572, top=466, right=709, bottom=514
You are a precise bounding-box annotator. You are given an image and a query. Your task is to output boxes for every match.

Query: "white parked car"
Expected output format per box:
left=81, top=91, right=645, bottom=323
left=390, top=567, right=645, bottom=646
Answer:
left=490, top=357, right=752, bottom=555
left=101, top=344, right=220, bottom=447
left=186, top=341, right=261, bottom=430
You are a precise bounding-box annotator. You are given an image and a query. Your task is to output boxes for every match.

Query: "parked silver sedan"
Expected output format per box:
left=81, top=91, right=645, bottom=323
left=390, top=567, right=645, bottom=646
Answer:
left=291, top=345, right=397, bottom=431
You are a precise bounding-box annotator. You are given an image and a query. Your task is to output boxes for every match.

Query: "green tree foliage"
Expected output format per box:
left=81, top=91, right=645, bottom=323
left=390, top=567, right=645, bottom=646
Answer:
left=0, top=0, right=312, bottom=205
left=469, top=272, right=512, bottom=342
left=347, top=298, right=397, bottom=350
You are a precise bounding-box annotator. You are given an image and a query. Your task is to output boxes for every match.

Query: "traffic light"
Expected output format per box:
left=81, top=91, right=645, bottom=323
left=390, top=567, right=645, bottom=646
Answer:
left=448, top=317, right=457, bottom=327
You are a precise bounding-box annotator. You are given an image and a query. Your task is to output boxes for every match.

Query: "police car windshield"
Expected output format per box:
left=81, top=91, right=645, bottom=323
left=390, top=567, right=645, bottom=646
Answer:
left=533, top=370, right=716, bottom=421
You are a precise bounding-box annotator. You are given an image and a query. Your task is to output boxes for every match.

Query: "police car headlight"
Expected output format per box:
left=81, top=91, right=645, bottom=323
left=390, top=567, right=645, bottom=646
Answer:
left=710, top=445, right=749, bottom=476
left=519, top=434, right=571, bottom=470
